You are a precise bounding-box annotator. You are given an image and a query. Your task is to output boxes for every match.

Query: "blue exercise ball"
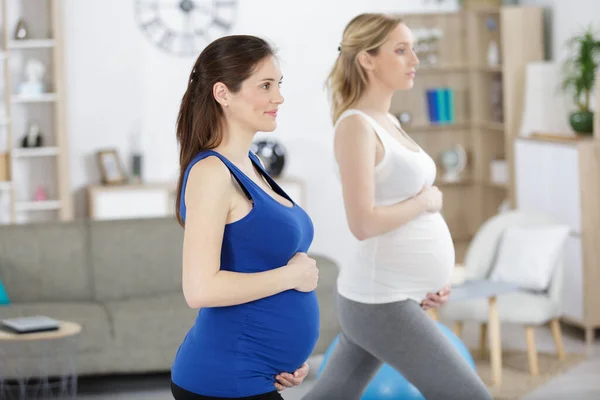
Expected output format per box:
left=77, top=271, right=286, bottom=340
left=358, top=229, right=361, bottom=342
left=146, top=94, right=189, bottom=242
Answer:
left=318, top=321, right=475, bottom=400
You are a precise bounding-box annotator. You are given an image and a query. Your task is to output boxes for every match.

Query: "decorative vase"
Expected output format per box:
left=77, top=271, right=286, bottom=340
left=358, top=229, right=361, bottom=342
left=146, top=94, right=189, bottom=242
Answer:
left=34, top=186, right=48, bottom=201
left=569, top=111, right=594, bottom=135
left=129, top=127, right=144, bottom=184
left=14, top=18, right=28, bottom=40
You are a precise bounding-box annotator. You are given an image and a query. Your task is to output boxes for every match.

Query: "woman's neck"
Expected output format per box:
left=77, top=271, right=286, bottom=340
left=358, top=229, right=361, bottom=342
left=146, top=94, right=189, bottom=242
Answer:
left=354, top=80, right=394, bottom=116
left=215, top=119, right=256, bottom=166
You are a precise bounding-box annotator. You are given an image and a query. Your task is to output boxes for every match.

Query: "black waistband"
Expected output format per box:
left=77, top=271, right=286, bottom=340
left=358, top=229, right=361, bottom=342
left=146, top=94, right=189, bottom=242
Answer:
left=170, top=381, right=283, bottom=400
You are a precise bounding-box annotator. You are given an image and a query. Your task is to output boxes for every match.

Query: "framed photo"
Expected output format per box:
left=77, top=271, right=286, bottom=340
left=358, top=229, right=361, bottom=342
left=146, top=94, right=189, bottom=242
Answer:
left=96, top=149, right=127, bottom=185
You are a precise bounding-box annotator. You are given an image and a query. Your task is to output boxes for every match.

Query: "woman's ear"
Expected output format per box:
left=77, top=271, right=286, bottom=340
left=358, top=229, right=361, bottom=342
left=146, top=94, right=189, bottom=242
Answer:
left=213, top=82, right=229, bottom=107
left=357, top=50, right=375, bottom=71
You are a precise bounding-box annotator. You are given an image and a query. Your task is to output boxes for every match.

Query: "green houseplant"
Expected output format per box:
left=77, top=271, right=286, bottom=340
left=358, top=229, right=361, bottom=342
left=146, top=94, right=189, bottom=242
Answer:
left=561, top=26, right=600, bottom=135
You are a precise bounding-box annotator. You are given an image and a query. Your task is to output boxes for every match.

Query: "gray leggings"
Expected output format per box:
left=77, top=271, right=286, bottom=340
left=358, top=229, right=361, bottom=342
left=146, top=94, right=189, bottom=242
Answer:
left=302, top=294, right=492, bottom=400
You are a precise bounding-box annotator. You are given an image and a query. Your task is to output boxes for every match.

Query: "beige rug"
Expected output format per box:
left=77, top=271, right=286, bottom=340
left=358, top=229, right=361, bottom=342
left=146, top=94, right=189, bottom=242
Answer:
left=472, top=350, right=587, bottom=399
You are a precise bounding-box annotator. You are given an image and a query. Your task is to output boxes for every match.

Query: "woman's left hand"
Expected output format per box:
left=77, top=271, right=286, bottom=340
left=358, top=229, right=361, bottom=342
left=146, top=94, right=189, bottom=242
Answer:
left=421, top=284, right=451, bottom=310
left=274, top=362, right=310, bottom=391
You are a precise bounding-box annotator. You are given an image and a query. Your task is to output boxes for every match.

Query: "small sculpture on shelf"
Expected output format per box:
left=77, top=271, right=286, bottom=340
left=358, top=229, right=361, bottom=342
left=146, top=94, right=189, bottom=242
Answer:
left=21, top=122, right=44, bottom=148
left=439, top=145, right=467, bottom=182
left=34, top=186, right=48, bottom=201
left=486, top=17, right=500, bottom=67
left=14, top=18, right=29, bottom=40
left=18, top=59, right=47, bottom=96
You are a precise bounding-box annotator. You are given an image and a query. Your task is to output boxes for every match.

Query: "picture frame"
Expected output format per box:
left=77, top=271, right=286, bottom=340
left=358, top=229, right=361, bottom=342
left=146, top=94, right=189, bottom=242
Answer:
left=96, top=149, right=127, bottom=185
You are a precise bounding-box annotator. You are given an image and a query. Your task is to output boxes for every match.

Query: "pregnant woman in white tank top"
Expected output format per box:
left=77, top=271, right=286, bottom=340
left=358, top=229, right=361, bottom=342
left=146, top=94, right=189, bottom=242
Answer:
left=335, top=108, right=455, bottom=305
left=302, top=13, right=492, bottom=400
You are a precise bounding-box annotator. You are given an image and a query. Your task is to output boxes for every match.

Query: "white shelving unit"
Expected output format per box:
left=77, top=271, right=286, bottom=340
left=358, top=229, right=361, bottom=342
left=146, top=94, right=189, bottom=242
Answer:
left=11, top=92, right=57, bottom=103
left=7, top=38, right=55, bottom=49
left=15, top=199, right=60, bottom=211
left=0, top=0, right=71, bottom=224
left=12, top=146, right=59, bottom=157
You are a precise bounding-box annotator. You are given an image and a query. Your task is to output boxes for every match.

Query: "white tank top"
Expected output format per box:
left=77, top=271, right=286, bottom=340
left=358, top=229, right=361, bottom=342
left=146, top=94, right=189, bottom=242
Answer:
left=335, top=109, right=455, bottom=304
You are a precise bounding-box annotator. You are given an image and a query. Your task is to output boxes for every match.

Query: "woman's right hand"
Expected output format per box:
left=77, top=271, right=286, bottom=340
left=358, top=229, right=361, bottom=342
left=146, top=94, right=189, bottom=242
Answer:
left=285, top=252, right=319, bottom=292
left=417, top=185, right=443, bottom=213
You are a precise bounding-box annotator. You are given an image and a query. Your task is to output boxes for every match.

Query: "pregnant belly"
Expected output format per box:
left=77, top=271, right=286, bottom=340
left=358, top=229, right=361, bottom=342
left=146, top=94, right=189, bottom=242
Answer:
left=239, top=290, right=320, bottom=374
left=176, top=290, right=319, bottom=396
left=374, top=212, right=455, bottom=291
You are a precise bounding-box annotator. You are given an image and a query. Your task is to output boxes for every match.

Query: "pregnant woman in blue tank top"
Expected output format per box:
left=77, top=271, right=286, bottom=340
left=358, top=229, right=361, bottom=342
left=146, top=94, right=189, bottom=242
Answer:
left=170, top=35, right=320, bottom=399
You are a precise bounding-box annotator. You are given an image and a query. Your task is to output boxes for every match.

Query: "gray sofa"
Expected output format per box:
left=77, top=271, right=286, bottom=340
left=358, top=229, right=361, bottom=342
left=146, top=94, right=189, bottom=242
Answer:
left=0, top=218, right=340, bottom=378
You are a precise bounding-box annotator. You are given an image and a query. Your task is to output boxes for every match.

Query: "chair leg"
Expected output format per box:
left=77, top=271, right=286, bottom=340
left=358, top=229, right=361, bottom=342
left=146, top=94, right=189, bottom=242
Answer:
left=585, top=327, right=595, bottom=348
left=550, top=319, right=565, bottom=360
left=453, top=321, right=463, bottom=338
left=426, top=308, right=439, bottom=321
left=479, top=323, right=487, bottom=358
left=525, top=326, right=539, bottom=376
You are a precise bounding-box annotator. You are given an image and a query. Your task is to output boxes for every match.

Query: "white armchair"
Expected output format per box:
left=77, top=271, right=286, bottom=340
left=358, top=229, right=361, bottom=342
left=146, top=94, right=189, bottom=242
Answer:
left=439, top=210, right=568, bottom=376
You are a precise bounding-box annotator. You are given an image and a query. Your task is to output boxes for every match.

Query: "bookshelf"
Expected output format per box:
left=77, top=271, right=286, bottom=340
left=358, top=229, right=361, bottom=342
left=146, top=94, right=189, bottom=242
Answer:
left=391, top=6, right=545, bottom=262
left=0, top=0, right=71, bottom=224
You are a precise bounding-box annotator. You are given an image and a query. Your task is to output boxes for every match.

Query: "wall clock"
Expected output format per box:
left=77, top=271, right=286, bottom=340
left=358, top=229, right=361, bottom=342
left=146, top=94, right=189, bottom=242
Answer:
left=135, top=0, right=237, bottom=57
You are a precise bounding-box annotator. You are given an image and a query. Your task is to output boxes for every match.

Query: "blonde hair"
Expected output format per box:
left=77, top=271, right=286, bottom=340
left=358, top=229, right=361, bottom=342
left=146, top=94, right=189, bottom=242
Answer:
left=326, top=13, right=403, bottom=124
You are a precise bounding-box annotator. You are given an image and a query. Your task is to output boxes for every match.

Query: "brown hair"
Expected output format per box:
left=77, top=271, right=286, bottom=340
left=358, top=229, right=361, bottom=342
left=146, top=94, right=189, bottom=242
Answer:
left=326, top=13, right=403, bottom=124
left=175, top=35, right=276, bottom=227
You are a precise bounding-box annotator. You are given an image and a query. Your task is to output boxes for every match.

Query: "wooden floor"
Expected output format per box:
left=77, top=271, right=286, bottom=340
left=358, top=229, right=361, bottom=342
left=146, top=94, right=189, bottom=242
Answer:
left=457, top=320, right=600, bottom=400
left=76, top=321, right=599, bottom=400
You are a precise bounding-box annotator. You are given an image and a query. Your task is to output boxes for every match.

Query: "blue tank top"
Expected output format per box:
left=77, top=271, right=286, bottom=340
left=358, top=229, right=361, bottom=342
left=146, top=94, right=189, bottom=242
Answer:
left=171, top=150, right=320, bottom=397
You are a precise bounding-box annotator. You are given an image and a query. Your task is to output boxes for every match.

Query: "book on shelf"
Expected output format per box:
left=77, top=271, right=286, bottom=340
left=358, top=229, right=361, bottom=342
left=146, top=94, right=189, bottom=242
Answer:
left=426, top=87, right=456, bottom=125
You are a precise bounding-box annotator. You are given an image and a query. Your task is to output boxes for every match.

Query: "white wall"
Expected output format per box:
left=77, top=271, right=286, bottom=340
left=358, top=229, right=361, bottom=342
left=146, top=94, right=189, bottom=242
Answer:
left=518, top=0, right=600, bottom=63
left=63, top=0, right=460, bottom=269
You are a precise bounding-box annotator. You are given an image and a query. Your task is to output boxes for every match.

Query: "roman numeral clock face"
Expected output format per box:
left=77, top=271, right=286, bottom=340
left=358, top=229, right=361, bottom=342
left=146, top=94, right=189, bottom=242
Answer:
left=135, top=0, right=237, bottom=57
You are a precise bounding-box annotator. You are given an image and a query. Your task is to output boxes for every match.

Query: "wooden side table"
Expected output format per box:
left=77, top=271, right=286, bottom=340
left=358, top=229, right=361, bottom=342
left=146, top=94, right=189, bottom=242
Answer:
left=448, top=280, right=519, bottom=387
left=0, top=320, right=82, bottom=399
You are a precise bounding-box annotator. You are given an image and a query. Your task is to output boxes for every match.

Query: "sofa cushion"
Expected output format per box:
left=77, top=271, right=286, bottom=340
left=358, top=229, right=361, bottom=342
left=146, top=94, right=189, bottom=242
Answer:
left=102, top=293, right=196, bottom=349
left=89, top=218, right=184, bottom=301
left=0, top=302, right=112, bottom=352
left=0, top=221, right=92, bottom=302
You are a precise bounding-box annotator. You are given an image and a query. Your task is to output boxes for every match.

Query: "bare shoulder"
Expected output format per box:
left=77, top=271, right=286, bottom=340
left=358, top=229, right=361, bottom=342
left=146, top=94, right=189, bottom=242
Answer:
left=335, top=114, right=374, bottom=140
left=185, top=155, right=233, bottom=203
left=334, top=114, right=376, bottom=158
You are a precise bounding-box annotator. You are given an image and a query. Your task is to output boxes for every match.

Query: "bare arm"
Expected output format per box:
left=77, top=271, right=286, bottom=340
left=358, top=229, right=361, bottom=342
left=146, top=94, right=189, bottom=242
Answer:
left=181, top=156, right=295, bottom=308
left=334, top=115, right=428, bottom=241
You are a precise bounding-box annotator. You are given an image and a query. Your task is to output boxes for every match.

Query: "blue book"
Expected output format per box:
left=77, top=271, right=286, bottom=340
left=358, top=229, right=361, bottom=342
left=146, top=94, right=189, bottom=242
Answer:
left=426, top=89, right=439, bottom=123
left=445, top=88, right=456, bottom=124
left=436, top=88, right=448, bottom=124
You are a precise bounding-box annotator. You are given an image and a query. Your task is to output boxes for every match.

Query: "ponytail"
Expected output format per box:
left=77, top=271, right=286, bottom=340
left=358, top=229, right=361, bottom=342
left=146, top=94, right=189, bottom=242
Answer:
left=326, top=13, right=403, bottom=125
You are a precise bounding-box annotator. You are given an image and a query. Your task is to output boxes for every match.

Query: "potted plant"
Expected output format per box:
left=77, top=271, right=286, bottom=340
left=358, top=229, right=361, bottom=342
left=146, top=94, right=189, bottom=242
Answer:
left=561, top=26, right=600, bottom=135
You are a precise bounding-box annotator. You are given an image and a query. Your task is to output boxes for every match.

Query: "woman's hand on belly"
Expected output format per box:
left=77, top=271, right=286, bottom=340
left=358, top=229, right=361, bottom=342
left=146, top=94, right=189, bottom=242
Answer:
left=274, top=362, right=310, bottom=391
left=420, top=284, right=451, bottom=310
